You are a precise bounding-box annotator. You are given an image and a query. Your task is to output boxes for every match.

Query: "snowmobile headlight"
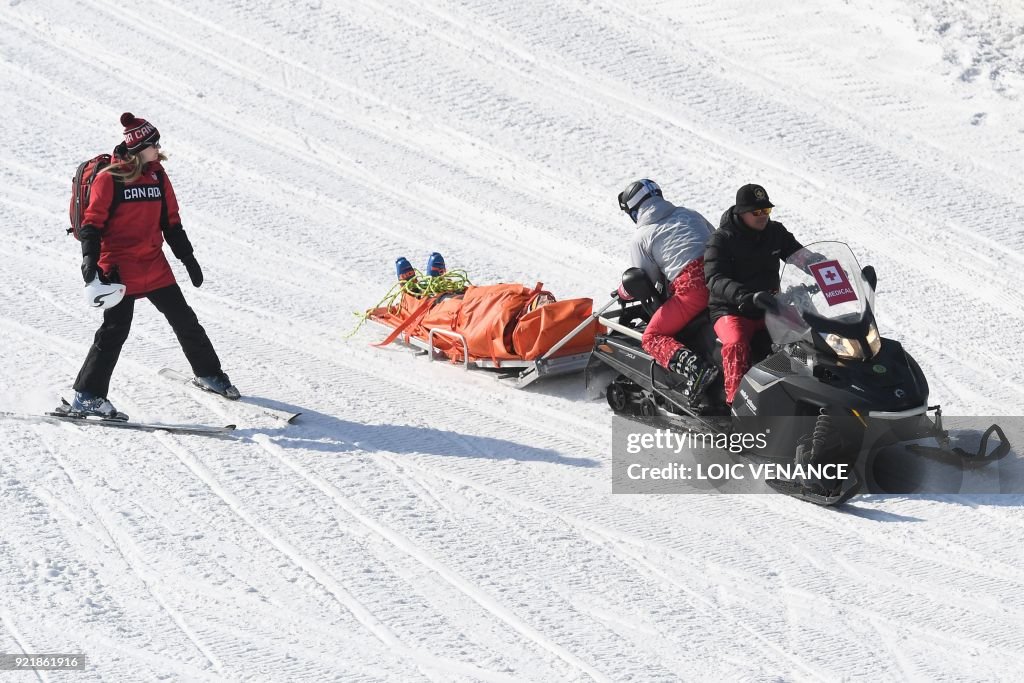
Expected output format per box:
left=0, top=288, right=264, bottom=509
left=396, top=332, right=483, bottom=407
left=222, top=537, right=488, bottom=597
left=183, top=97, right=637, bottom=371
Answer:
left=821, top=333, right=864, bottom=360
left=866, top=323, right=881, bottom=358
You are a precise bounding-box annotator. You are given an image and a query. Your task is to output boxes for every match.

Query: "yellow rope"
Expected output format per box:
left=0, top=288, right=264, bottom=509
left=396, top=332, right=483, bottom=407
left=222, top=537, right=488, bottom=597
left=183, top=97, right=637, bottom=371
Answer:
left=343, top=269, right=472, bottom=338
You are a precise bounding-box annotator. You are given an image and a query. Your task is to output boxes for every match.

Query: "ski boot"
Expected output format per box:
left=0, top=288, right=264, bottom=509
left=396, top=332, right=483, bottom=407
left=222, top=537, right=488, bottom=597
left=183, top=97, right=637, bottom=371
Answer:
left=69, top=391, right=125, bottom=420
left=195, top=372, right=241, bottom=400
left=395, top=256, right=415, bottom=282
left=426, top=252, right=446, bottom=277
left=669, top=348, right=719, bottom=398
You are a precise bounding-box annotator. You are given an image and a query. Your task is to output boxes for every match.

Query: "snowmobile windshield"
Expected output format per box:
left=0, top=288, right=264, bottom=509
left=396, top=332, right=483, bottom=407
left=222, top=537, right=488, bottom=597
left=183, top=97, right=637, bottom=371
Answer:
left=765, top=241, right=875, bottom=347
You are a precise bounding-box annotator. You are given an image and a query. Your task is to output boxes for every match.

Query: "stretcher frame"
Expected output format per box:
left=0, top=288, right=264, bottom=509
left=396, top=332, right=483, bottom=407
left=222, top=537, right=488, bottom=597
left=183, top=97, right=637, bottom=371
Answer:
left=366, top=298, right=616, bottom=387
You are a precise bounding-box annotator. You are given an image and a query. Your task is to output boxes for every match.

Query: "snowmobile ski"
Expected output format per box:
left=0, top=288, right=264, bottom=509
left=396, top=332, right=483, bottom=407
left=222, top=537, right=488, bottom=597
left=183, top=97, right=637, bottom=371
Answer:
left=764, top=472, right=862, bottom=507
left=158, top=368, right=301, bottom=424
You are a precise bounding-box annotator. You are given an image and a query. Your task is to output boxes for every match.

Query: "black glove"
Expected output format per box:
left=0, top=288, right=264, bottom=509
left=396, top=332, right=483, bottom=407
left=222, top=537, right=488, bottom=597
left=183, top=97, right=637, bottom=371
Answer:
left=81, top=254, right=98, bottom=283
left=163, top=225, right=202, bottom=287
left=182, top=255, right=203, bottom=288
left=736, top=292, right=760, bottom=316
left=799, top=251, right=828, bottom=274
left=753, top=291, right=778, bottom=311
left=80, top=226, right=102, bottom=283
left=737, top=290, right=778, bottom=315
left=163, top=224, right=194, bottom=260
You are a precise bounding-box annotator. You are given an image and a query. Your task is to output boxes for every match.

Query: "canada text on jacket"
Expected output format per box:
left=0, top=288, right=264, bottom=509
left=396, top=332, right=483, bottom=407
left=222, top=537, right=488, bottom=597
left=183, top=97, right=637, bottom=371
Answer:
left=122, top=186, right=163, bottom=201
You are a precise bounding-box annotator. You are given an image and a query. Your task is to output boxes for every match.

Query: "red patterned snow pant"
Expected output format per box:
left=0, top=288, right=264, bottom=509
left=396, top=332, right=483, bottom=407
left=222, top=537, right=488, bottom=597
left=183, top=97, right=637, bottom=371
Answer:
left=713, top=315, right=767, bottom=404
left=641, top=258, right=709, bottom=369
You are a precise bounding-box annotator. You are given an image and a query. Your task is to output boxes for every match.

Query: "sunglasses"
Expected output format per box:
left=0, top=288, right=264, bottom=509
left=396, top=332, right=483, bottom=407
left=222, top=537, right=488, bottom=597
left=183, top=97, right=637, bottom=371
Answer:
left=748, top=207, right=772, bottom=217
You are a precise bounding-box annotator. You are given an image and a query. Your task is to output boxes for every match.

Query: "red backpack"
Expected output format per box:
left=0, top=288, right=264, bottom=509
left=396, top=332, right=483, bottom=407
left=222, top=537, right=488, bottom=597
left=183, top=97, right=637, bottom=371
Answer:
left=68, top=153, right=122, bottom=240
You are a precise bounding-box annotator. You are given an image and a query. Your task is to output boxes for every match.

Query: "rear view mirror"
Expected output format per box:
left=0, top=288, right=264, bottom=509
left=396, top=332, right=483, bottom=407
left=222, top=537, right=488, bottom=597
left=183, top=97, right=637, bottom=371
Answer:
left=861, top=265, right=877, bottom=291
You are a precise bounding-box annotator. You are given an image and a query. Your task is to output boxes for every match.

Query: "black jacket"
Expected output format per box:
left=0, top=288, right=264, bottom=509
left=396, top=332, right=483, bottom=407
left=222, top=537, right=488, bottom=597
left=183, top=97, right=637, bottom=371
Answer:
left=704, top=208, right=803, bottom=321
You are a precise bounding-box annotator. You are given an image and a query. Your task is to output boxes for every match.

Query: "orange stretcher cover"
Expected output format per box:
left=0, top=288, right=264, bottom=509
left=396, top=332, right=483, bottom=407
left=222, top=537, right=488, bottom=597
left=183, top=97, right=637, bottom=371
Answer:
left=369, top=283, right=599, bottom=364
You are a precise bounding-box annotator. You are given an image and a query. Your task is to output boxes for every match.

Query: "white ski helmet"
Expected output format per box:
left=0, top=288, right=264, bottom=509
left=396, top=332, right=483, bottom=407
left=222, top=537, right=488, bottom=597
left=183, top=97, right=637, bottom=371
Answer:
left=84, top=276, right=126, bottom=310
left=618, top=179, right=662, bottom=223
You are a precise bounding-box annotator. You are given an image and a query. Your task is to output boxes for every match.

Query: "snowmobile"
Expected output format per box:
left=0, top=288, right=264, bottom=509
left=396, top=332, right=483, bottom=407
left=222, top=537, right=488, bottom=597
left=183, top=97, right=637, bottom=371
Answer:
left=588, top=241, right=1010, bottom=505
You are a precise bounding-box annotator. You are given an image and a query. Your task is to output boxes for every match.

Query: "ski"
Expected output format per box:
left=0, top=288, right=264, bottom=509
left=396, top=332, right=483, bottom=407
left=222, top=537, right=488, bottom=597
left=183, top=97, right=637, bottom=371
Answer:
left=0, top=405, right=236, bottom=438
left=48, top=413, right=237, bottom=437
left=158, top=368, right=301, bottom=424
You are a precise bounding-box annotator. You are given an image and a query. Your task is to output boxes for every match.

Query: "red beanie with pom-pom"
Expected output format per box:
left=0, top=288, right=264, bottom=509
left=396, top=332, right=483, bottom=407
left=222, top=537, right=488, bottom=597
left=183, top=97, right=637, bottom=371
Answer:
left=120, top=112, right=160, bottom=153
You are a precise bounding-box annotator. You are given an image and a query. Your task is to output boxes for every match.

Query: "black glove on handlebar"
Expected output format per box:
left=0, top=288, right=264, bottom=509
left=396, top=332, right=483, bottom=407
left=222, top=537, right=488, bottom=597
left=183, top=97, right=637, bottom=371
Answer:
left=753, top=291, right=778, bottom=311
left=799, top=251, right=828, bottom=275
left=736, top=292, right=759, bottom=316
left=736, top=291, right=778, bottom=316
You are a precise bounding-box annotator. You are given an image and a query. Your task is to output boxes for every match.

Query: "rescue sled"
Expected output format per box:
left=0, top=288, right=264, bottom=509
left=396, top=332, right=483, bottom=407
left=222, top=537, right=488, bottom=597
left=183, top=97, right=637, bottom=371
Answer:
left=366, top=282, right=607, bottom=388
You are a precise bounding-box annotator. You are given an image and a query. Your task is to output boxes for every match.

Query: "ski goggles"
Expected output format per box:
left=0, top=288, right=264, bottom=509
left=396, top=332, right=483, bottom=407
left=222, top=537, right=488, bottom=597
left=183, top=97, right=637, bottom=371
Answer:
left=748, top=207, right=772, bottom=216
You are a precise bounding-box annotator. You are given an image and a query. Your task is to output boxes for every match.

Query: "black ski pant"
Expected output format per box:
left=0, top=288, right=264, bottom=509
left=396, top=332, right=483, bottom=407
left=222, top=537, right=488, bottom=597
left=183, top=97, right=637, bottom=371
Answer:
left=74, top=284, right=222, bottom=398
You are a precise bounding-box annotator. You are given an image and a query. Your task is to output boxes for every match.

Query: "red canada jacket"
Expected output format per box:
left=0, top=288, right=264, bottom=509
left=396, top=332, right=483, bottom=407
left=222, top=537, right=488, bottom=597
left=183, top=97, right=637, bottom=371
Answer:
left=83, top=160, right=181, bottom=296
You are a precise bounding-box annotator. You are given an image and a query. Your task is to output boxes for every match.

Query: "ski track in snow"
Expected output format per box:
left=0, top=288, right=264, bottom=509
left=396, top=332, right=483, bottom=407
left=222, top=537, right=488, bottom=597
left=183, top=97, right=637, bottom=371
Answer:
left=2, top=0, right=1024, bottom=680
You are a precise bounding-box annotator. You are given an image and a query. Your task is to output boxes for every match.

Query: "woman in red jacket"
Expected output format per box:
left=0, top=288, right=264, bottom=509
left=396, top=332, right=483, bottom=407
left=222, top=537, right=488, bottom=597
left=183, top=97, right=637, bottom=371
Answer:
left=72, top=112, right=238, bottom=417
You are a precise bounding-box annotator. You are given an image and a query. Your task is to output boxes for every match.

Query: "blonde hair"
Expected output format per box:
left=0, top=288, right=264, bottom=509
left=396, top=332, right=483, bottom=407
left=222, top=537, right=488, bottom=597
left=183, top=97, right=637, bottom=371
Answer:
left=102, top=150, right=168, bottom=182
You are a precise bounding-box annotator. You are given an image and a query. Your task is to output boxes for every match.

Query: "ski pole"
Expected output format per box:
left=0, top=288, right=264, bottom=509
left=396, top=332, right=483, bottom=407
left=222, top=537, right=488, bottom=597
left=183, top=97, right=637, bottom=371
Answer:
left=540, top=296, right=618, bottom=361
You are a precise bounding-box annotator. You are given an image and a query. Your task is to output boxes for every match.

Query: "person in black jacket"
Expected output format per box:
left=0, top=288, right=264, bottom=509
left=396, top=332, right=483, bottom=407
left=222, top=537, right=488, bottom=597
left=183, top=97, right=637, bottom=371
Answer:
left=704, top=184, right=804, bottom=405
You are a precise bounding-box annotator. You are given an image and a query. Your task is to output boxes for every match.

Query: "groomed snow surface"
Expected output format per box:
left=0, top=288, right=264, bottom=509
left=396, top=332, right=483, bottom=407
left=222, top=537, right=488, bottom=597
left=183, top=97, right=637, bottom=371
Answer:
left=2, top=0, right=1023, bottom=680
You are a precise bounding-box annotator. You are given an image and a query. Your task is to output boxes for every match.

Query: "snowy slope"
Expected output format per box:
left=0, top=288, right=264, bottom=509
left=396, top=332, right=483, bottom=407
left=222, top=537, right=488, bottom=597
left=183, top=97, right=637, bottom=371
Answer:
left=1, top=0, right=1023, bottom=680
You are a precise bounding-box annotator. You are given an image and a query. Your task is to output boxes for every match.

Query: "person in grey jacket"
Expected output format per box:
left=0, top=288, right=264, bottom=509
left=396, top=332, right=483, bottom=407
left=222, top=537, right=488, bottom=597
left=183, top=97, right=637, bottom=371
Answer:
left=616, top=179, right=718, bottom=397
